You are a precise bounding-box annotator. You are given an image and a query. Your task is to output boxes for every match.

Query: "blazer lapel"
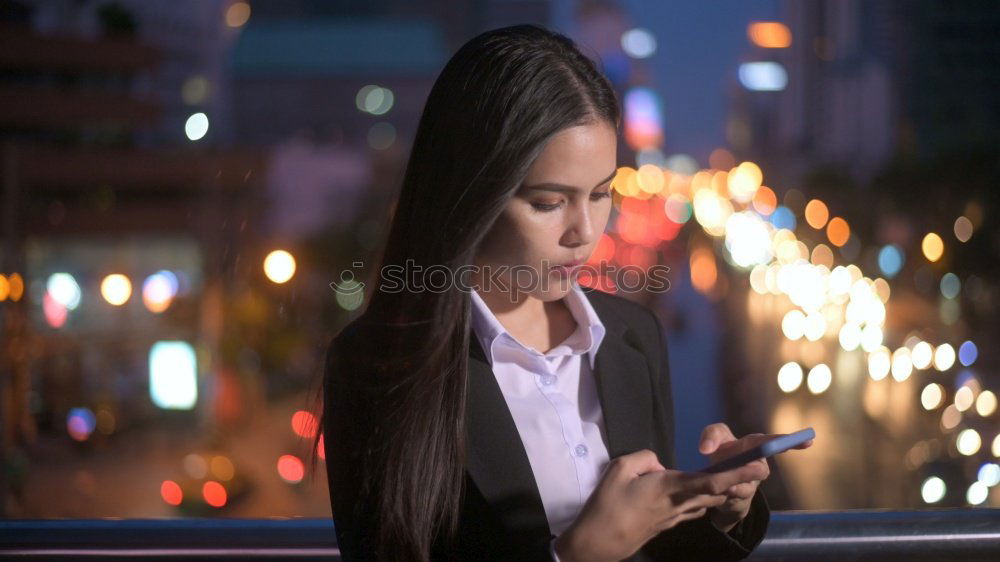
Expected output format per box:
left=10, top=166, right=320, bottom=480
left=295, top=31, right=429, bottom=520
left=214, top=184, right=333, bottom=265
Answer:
left=583, top=290, right=656, bottom=459
left=463, top=287, right=656, bottom=539
left=465, top=338, right=551, bottom=537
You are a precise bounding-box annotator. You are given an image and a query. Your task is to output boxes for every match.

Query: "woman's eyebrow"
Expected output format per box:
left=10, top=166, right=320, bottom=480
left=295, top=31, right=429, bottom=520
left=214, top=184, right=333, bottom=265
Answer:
left=522, top=169, right=617, bottom=193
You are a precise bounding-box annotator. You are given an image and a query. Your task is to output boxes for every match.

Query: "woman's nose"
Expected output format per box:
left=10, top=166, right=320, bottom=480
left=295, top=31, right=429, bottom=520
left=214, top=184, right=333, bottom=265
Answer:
left=563, top=207, right=596, bottom=247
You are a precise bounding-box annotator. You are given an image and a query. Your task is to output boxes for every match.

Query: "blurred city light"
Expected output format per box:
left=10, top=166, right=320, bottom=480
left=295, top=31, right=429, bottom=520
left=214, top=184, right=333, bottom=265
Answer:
left=149, top=341, right=198, bottom=410
left=623, top=87, right=664, bottom=150
left=100, top=274, right=132, bottom=306
left=921, top=476, right=946, bottom=504
left=264, top=250, right=296, bottom=284
left=225, top=1, right=251, bottom=28
left=46, top=273, right=81, bottom=311
left=202, top=481, right=227, bottom=508
left=160, top=480, right=183, bottom=506
left=66, top=407, right=96, bottom=442
left=747, top=22, right=792, bottom=48
left=184, top=112, right=209, bottom=141
left=738, top=62, right=788, bottom=91
left=621, top=28, right=657, bottom=58
left=922, top=232, right=944, bottom=262
left=277, top=454, right=305, bottom=484
left=143, top=272, right=176, bottom=313
left=356, top=85, right=395, bottom=115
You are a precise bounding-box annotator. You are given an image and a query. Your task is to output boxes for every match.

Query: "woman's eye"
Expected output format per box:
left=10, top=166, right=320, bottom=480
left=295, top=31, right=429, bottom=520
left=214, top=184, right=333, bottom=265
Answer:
left=530, top=201, right=562, bottom=212
left=531, top=191, right=610, bottom=212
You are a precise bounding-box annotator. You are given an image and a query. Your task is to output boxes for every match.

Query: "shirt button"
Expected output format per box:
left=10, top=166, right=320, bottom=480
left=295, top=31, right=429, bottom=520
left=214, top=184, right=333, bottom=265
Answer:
left=574, top=443, right=589, bottom=457
left=540, top=374, right=556, bottom=386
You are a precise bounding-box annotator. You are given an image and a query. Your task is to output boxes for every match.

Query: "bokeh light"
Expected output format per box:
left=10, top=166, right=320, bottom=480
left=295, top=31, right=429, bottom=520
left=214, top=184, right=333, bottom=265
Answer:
left=225, top=1, right=250, bottom=27
left=621, top=28, right=657, bottom=58
left=161, top=480, right=183, bottom=506
left=921, top=383, right=944, bottom=410
left=957, top=429, right=981, bottom=456
left=777, top=362, right=803, bottom=393
left=184, top=112, right=209, bottom=141
left=149, top=341, right=198, bottom=410
left=922, top=233, right=944, bottom=262
left=804, top=199, right=829, bottom=229
left=67, top=407, right=96, bottom=442
left=966, top=481, right=988, bottom=505
left=933, top=343, right=956, bottom=371
left=953, top=216, right=973, bottom=242
left=958, top=341, right=978, bottom=366
left=291, top=410, right=319, bottom=438
left=976, top=391, right=997, bottom=417
left=47, top=273, right=81, bottom=310
left=806, top=364, right=832, bottom=394
left=264, top=250, right=297, bottom=284
left=747, top=22, right=792, bottom=48
left=277, top=454, right=305, bottom=484
left=921, top=476, right=946, bottom=503
left=877, top=245, right=904, bottom=278
left=101, top=274, right=132, bottom=306
left=202, top=481, right=227, bottom=508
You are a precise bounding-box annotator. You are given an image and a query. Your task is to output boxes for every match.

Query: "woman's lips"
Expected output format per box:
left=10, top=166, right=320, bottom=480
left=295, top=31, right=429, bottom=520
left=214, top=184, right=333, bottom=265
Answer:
left=551, top=262, right=583, bottom=275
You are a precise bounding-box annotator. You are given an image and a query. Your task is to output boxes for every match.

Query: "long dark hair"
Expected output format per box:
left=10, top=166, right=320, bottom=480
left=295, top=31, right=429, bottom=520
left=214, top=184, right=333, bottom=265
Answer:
left=315, top=23, right=621, bottom=560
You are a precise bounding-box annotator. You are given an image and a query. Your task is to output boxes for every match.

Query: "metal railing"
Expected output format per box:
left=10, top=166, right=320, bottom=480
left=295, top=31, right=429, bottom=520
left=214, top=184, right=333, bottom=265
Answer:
left=1, top=509, right=999, bottom=560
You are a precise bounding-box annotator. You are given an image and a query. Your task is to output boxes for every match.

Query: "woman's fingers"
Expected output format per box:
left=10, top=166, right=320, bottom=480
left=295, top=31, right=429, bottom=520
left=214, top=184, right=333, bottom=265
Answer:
left=687, top=463, right=768, bottom=495
left=610, top=448, right=666, bottom=479
left=661, top=506, right=709, bottom=530
left=675, top=491, right=728, bottom=513
left=699, top=423, right=737, bottom=455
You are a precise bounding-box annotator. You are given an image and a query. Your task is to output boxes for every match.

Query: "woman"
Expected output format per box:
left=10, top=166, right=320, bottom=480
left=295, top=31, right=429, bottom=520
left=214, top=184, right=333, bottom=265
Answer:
left=319, top=24, right=804, bottom=561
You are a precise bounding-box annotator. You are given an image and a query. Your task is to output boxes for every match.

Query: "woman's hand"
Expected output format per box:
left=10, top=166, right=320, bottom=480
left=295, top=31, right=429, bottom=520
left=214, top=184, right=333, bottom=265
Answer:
left=698, top=423, right=814, bottom=533
left=553, top=448, right=769, bottom=562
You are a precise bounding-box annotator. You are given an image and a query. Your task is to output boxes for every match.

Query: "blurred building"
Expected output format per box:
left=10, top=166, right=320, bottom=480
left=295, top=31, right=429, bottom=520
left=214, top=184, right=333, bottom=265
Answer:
left=728, top=0, right=1000, bottom=188
left=726, top=0, right=900, bottom=187
left=0, top=1, right=265, bottom=516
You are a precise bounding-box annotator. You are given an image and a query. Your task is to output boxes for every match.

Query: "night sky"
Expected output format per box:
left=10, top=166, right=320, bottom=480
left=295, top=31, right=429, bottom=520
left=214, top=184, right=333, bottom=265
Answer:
left=623, top=0, right=780, bottom=165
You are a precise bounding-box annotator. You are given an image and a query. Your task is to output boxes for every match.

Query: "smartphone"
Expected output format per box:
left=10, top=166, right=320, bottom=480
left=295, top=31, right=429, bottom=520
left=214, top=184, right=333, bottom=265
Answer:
left=697, top=427, right=815, bottom=473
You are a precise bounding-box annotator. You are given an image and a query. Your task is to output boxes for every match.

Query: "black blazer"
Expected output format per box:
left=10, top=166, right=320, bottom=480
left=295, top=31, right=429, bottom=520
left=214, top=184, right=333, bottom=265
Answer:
left=323, top=286, right=770, bottom=561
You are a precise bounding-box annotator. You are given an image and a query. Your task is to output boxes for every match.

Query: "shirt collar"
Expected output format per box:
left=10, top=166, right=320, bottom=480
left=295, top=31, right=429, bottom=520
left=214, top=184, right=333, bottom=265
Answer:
left=469, top=282, right=607, bottom=370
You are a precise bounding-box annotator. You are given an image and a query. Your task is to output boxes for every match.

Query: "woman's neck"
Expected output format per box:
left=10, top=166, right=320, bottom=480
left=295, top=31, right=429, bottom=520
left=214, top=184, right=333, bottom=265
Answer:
left=476, top=287, right=577, bottom=354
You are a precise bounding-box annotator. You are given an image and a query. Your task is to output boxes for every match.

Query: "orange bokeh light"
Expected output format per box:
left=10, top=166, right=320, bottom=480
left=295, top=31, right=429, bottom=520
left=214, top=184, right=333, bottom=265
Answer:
left=748, top=22, right=792, bottom=48
left=690, top=247, right=718, bottom=294
left=826, top=217, right=850, bottom=247
left=752, top=186, right=777, bottom=215
left=805, top=199, right=830, bottom=229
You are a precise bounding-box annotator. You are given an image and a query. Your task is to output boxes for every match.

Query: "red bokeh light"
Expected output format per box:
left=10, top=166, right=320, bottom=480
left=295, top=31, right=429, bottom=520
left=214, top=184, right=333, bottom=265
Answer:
left=277, top=454, right=305, bottom=484
left=291, top=410, right=318, bottom=438
left=202, top=480, right=227, bottom=508
left=160, top=480, right=183, bottom=506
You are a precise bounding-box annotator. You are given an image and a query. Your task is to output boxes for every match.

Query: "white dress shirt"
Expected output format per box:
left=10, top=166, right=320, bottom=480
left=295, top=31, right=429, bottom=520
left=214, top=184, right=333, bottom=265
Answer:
left=469, top=283, right=610, bottom=561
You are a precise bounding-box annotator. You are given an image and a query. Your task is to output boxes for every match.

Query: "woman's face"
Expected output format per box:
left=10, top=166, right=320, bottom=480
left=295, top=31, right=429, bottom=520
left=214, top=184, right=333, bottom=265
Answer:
left=475, top=120, right=617, bottom=302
